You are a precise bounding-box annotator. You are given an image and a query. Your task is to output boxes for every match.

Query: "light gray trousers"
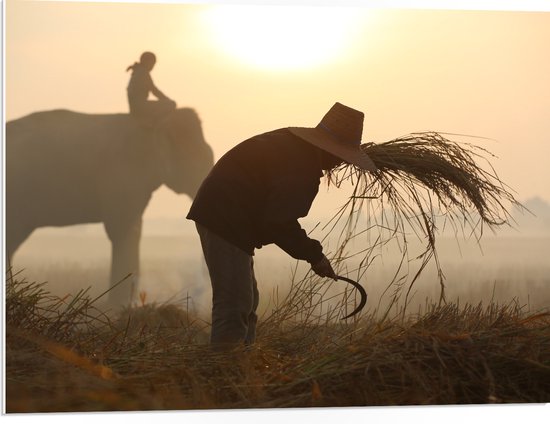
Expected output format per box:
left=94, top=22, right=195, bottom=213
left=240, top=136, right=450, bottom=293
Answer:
left=195, top=223, right=259, bottom=346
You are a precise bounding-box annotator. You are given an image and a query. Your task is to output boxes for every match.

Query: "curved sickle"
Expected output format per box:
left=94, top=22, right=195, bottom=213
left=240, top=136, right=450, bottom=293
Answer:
left=335, top=275, right=368, bottom=320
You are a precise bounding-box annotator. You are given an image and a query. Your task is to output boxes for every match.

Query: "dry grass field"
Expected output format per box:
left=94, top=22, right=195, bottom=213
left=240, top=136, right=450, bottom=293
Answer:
left=5, top=266, right=550, bottom=413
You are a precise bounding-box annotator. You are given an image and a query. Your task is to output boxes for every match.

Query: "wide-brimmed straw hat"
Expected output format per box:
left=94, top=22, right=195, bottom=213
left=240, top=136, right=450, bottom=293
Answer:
left=288, top=102, right=377, bottom=172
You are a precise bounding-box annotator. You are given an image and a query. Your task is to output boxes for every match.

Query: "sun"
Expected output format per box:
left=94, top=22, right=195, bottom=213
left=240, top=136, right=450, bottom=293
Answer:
left=202, top=5, right=366, bottom=71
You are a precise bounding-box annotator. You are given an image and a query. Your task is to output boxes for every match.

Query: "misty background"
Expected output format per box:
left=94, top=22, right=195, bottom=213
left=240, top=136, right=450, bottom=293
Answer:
left=5, top=1, right=550, bottom=316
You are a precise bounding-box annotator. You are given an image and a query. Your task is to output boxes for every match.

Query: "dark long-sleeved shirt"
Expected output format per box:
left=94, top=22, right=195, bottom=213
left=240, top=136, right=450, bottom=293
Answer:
left=187, top=128, right=325, bottom=265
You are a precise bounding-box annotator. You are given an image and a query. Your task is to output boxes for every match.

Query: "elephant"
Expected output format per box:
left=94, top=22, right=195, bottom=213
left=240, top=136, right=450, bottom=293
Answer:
left=6, top=108, right=214, bottom=307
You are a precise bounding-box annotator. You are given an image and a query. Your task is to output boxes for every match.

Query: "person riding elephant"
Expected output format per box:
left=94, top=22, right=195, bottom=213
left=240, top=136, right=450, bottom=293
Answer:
left=126, top=51, right=177, bottom=127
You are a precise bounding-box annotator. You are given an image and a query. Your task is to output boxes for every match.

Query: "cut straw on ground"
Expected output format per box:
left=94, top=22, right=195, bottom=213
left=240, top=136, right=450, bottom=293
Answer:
left=6, top=273, right=550, bottom=412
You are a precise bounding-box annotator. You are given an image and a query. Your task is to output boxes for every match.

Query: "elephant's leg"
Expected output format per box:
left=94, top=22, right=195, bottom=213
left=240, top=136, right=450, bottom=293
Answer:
left=103, top=217, right=142, bottom=307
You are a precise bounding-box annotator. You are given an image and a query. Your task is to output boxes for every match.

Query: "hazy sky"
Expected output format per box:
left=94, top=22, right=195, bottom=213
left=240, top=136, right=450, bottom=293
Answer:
left=5, top=0, right=550, bottom=220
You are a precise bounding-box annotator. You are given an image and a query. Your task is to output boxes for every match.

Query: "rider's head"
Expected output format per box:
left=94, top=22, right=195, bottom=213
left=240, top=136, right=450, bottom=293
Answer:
left=140, top=52, right=157, bottom=71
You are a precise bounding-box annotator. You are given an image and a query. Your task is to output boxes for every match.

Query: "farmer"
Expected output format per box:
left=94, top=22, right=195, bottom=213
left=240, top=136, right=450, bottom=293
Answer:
left=187, top=102, right=377, bottom=348
left=126, top=51, right=176, bottom=126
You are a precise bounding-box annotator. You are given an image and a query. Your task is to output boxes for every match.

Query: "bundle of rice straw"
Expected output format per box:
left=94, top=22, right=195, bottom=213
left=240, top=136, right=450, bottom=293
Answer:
left=362, top=132, right=517, bottom=225
left=323, top=131, right=524, bottom=312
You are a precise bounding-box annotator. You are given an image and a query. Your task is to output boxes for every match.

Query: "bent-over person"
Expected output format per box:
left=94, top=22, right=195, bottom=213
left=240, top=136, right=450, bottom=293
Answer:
left=187, top=102, right=376, bottom=348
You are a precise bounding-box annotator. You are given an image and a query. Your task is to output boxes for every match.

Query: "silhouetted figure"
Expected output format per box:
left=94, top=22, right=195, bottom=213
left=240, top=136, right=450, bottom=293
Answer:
left=187, top=102, right=377, bottom=349
left=127, top=51, right=176, bottom=127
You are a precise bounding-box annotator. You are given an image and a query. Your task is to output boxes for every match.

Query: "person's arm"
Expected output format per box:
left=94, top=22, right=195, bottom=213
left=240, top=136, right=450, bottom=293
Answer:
left=146, top=73, right=170, bottom=101
left=151, top=84, right=169, bottom=101
left=265, top=218, right=323, bottom=264
left=259, top=171, right=333, bottom=273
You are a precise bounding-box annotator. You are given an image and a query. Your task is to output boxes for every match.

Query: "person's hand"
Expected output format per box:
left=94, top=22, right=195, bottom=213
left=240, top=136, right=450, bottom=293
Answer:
left=311, top=255, right=337, bottom=280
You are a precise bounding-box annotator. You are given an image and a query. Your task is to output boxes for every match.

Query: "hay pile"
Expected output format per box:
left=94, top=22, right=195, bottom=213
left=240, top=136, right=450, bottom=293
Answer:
left=5, top=275, right=550, bottom=412
left=361, top=132, right=516, bottom=226
left=321, top=132, right=524, bottom=312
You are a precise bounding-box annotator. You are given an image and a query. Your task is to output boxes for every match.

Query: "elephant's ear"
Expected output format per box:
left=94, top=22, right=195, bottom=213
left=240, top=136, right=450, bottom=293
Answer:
left=160, top=109, right=184, bottom=142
